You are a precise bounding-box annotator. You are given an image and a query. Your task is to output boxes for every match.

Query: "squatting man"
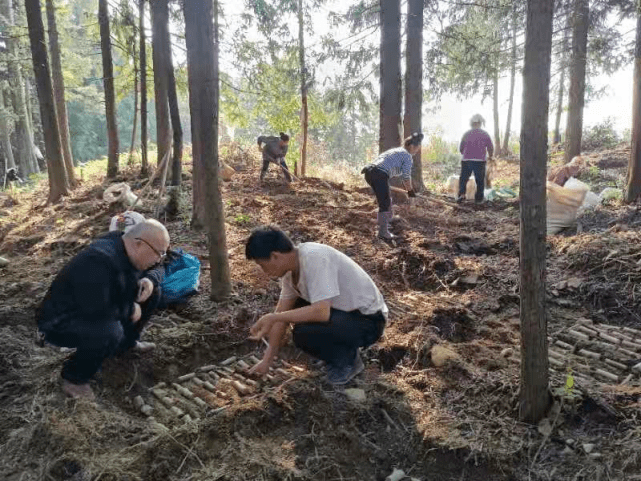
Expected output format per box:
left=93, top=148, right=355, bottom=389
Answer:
left=245, top=226, right=388, bottom=385
left=36, top=220, right=170, bottom=400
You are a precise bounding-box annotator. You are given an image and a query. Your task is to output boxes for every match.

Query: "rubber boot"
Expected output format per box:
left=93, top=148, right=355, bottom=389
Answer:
left=377, top=212, right=394, bottom=239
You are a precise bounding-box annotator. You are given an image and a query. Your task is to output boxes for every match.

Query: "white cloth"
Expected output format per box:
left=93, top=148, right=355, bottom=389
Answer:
left=280, top=243, right=388, bottom=319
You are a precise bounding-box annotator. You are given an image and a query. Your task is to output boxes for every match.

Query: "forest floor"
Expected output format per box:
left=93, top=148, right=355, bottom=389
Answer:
left=1, top=145, right=641, bottom=481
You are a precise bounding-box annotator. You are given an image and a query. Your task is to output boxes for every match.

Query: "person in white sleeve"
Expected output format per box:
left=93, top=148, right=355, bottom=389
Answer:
left=245, top=226, right=388, bottom=385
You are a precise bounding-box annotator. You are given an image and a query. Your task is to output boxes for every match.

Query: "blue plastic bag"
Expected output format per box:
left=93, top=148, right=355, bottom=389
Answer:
left=159, top=248, right=201, bottom=306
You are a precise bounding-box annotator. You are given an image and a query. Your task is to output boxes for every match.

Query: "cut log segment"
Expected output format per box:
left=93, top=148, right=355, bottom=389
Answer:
left=230, top=380, right=252, bottom=395
left=236, top=360, right=250, bottom=370
left=568, top=330, right=590, bottom=342
left=178, top=373, right=196, bottom=382
left=220, top=356, right=237, bottom=366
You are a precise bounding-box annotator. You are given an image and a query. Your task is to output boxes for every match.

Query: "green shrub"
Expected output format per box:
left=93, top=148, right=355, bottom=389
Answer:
left=582, top=118, right=620, bottom=151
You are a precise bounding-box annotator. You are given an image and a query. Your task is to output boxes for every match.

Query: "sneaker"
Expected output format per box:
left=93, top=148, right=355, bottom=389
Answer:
left=62, top=379, right=95, bottom=401
left=456, top=196, right=464, bottom=204
left=132, top=341, right=156, bottom=353
left=326, top=352, right=364, bottom=385
left=475, top=198, right=485, bottom=205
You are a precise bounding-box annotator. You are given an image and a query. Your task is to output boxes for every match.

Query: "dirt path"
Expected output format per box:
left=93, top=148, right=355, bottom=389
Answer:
left=1, top=149, right=640, bottom=480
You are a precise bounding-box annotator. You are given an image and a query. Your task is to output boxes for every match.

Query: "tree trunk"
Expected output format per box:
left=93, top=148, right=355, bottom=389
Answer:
left=626, top=9, right=641, bottom=204
left=167, top=54, right=183, bottom=186
left=502, top=2, right=518, bottom=155
left=151, top=0, right=172, bottom=174
left=404, top=0, right=424, bottom=192
left=519, top=0, right=553, bottom=424
left=184, top=0, right=231, bottom=300
left=46, top=0, right=76, bottom=187
left=99, top=0, right=120, bottom=178
left=139, top=0, right=148, bottom=177
left=492, top=64, right=501, bottom=157
left=0, top=89, right=16, bottom=172
left=553, top=16, right=570, bottom=145
left=379, top=0, right=402, bottom=153
left=298, top=0, right=308, bottom=178
left=129, top=40, right=139, bottom=162
left=2, top=0, right=38, bottom=176
left=24, top=0, right=69, bottom=203
left=564, top=0, right=589, bottom=163
left=23, top=78, right=42, bottom=173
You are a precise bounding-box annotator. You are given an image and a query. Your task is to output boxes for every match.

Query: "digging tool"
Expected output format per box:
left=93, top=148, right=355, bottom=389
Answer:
left=388, top=185, right=463, bottom=210
left=278, top=161, right=299, bottom=183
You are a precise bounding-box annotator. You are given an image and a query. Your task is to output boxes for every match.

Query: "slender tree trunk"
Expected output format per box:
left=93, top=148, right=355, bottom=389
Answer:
left=0, top=89, right=16, bottom=172
left=404, top=0, right=424, bottom=191
left=503, top=3, right=518, bottom=155
left=379, top=0, right=402, bottom=153
left=24, top=0, right=69, bottom=203
left=492, top=48, right=502, bottom=157
left=139, top=0, right=148, bottom=176
left=151, top=0, right=172, bottom=174
left=168, top=67, right=183, bottom=186
left=99, top=0, right=120, bottom=178
left=519, top=0, right=553, bottom=424
left=129, top=40, right=139, bottom=161
left=23, top=78, right=42, bottom=173
left=46, top=0, right=76, bottom=187
left=553, top=26, right=569, bottom=144
left=297, top=0, right=308, bottom=178
left=2, top=0, right=38, bottom=176
left=626, top=9, right=641, bottom=204
left=564, top=0, right=589, bottom=163
left=184, top=0, right=231, bottom=300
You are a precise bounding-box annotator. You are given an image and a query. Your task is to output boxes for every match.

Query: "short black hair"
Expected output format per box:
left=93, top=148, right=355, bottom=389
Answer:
left=245, top=226, right=294, bottom=260
left=279, top=132, right=290, bottom=142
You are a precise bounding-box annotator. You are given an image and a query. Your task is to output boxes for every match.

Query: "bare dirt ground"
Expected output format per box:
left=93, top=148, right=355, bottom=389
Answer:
left=1, top=146, right=641, bottom=481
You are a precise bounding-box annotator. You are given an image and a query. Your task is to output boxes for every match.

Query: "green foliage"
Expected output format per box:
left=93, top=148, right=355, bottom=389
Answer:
left=581, top=117, right=621, bottom=151
left=422, top=133, right=460, bottom=166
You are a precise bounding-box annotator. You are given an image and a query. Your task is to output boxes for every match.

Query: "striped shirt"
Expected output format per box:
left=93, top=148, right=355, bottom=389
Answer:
left=372, top=147, right=413, bottom=181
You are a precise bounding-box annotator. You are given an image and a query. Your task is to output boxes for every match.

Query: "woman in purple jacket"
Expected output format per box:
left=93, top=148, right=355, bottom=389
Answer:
left=458, top=114, right=494, bottom=204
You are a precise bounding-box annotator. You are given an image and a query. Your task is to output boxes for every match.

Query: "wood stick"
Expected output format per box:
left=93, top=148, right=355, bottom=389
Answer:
left=568, top=330, right=590, bottom=342
left=177, top=373, right=196, bottom=382
left=220, top=356, right=237, bottom=366
left=578, top=349, right=601, bottom=360
left=594, top=368, right=619, bottom=382
left=554, top=340, right=574, bottom=351
left=575, top=325, right=598, bottom=337
left=230, top=380, right=251, bottom=396
left=548, top=357, right=565, bottom=368
left=604, top=358, right=628, bottom=371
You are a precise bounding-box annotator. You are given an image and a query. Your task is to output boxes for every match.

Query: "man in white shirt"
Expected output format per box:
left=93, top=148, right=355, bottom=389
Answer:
left=245, top=226, right=388, bottom=385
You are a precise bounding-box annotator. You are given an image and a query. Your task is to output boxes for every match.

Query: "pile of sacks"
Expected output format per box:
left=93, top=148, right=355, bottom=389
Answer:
left=547, top=178, right=620, bottom=234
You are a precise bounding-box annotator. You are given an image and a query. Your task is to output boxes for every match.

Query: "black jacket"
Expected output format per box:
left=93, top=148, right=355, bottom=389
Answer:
left=37, top=232, right=163, bottom=333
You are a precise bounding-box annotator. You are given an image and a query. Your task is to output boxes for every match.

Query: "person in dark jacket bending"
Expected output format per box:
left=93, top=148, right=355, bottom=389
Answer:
left=361, top=132, right=423, bottom=239
left=257, top=132, right=292, bottom=182
left=36, top=220, right=170, bottom=400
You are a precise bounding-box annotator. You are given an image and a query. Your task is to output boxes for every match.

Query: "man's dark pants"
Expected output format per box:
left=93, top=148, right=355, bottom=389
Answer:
left=291, top=298, right=385, bottom=369
left=261, top=156, right=292, bottom=182
left=39, top=289, right=161, bottom=384
left=458, top=160, right=486, bottom=201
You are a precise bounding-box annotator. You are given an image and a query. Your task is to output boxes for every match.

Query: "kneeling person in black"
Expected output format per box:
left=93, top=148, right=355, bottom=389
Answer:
left=245, top=226, right=387, bottom=385
left=36, top=220, right=170, bottom=400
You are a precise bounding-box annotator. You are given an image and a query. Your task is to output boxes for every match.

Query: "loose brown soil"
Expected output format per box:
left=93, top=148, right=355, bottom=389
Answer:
left=1, top=146, right=640, bottom=480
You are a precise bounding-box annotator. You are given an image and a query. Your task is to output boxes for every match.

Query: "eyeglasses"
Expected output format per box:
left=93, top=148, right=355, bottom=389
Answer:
left=136, top=237, right=167, bottom=260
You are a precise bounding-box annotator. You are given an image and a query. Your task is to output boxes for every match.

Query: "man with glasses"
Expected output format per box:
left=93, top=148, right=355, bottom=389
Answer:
left=36, top=219, right=170, bottom=400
